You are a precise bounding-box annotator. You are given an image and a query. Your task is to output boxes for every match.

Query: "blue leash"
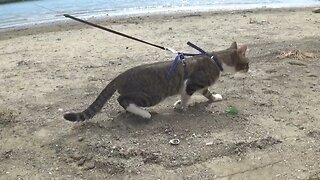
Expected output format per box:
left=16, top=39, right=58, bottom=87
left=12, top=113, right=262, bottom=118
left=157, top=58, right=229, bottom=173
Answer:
left=167, top=42, right=223, bottom=80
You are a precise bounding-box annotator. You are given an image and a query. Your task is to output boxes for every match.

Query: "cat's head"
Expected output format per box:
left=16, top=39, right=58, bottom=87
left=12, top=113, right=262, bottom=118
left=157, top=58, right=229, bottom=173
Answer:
left=221, top=42, right=249, bottom=73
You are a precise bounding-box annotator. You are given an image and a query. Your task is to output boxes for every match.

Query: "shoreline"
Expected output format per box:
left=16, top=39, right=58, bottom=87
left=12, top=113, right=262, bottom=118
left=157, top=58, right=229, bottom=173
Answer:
left=1, top=2, right=319, bottom=30
left=0, top=6, right=318, bottom=41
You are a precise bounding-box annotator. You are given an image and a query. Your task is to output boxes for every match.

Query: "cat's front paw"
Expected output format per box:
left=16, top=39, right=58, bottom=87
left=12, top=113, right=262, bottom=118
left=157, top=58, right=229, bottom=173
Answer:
left=213, top=94, right=223, bottom=101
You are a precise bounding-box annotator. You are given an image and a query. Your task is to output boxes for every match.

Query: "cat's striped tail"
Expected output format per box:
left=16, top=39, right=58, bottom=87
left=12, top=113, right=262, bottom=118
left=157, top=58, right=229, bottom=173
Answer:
left=64, top=79, right=118, bottom=122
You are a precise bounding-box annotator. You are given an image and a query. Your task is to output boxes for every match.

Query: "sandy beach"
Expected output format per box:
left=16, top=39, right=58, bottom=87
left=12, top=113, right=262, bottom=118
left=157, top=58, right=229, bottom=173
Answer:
left=1, top=7, right=320, bottom=179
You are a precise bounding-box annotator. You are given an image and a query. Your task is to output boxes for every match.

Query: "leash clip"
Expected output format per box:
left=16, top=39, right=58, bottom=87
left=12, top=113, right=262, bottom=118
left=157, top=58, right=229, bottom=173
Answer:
left=165, top=47, right=178, bottom=54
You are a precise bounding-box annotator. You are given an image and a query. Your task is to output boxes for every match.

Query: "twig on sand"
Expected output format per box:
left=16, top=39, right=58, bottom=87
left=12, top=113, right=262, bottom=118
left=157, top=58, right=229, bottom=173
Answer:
left=214, top=160, right=283, bottom=179
left=277, top=50, right=316, bottom=60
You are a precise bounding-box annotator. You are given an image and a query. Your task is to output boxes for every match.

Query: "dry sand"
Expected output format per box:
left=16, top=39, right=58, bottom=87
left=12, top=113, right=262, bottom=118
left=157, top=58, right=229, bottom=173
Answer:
left=0, top=7, right=320, bottom=179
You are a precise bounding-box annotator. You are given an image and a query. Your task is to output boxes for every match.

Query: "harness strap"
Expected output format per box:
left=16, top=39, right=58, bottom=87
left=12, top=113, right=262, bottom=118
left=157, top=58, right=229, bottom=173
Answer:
left=167, top=53, right=184, bottom=80
left=187, top=42, right=224, bottom=71
left=166, top=42, right=224, bottom=80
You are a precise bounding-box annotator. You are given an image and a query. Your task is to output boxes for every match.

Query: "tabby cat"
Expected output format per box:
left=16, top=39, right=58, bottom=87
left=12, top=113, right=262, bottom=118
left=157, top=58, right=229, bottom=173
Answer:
left=64, top=42, right=249, bottom=121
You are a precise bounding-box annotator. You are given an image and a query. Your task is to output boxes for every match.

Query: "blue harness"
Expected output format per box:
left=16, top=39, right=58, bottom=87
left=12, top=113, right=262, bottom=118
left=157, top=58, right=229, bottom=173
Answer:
left=166, top=42, right=224, bottom=80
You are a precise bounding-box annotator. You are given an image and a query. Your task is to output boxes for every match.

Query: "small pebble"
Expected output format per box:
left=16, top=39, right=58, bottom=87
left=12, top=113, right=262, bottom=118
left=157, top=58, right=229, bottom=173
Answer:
left=78, top=137, right=84, bottom=142
left=77, top=158, right=86, bottom=166
left=84, top=162, right=95, bottom=170
left=206, top=142, right=214, bottom=146
left=169, top=139, right=180, bottom=145
left=182, top=156, right=187, bottom=160
left=71, top=152, right=82, bottom=161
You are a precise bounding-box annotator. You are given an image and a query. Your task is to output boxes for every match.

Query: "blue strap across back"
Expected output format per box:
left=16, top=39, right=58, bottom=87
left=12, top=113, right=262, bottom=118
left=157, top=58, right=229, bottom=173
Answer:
left=166, top=42, right=223, bottom=80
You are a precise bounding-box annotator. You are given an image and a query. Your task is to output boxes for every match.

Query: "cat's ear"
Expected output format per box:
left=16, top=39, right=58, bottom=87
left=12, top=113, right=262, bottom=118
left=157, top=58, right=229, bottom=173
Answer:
left=230, top=42, right=237, bottom=49
left=237, top=45, right=247, bottom=56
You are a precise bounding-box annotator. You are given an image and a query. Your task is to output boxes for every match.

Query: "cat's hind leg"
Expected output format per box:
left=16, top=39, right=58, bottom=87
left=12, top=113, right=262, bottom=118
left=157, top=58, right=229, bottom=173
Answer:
left=117, top=93, right=153, bottom=119
left=125, top=104, right=151, bottom=119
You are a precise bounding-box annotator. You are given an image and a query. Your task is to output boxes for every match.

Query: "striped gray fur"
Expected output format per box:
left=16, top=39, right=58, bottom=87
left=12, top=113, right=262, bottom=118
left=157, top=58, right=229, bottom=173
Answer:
left=64, top=42, right=249, bottom=121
